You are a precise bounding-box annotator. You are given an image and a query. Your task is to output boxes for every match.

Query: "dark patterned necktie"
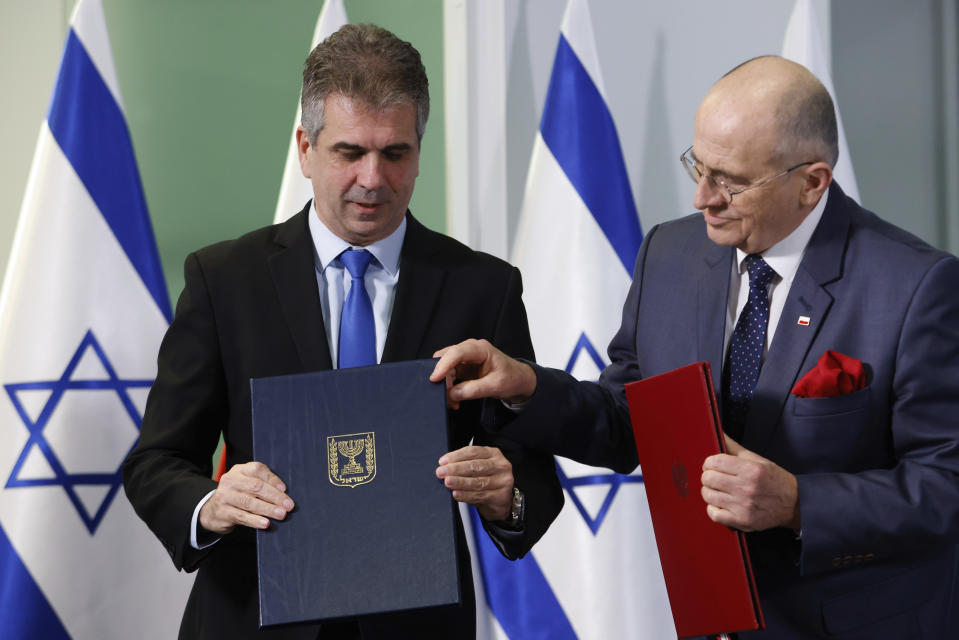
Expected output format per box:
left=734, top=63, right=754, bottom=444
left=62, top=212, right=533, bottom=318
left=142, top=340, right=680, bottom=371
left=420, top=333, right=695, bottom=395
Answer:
left=723, top=254, right=777, bottom=440
left=337, top=249, right=376, bottom=368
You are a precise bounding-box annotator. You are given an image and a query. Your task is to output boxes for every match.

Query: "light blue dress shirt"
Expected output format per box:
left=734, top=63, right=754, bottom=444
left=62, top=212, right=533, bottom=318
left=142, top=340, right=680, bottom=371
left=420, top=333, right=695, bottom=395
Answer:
left=307, top=208, right=406, bottom=366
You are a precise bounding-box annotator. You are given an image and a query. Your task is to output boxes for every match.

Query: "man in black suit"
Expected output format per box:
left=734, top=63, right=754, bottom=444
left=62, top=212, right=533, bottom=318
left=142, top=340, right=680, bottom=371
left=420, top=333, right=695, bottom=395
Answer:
left=123, top=24, right=562, bottom=639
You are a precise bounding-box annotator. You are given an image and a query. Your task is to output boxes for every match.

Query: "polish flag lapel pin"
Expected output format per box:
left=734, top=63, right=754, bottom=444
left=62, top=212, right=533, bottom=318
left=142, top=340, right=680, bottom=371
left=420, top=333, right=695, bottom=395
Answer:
left=797, top=316, right=811, bottom=326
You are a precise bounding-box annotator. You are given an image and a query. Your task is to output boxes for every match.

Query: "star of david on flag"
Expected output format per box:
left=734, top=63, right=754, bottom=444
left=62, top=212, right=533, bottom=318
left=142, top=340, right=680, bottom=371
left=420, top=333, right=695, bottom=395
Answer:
left=5, top=330, right=153, bottom=535
left=559, top=333, right=644, bottom=537
left=470, top=0, right=674, bottom=637
left=0, top=1, right=193, bottom=637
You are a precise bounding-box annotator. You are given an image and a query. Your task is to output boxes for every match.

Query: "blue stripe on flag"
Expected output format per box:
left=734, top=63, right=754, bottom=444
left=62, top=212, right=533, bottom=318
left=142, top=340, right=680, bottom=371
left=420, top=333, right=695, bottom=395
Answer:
left=47, top=30, right=172, bottom=322
left=469, top=508, right=576, bottom=639
left=540, top=34, right=643, bottom=273
left=0, top=524, right=70, bottom=639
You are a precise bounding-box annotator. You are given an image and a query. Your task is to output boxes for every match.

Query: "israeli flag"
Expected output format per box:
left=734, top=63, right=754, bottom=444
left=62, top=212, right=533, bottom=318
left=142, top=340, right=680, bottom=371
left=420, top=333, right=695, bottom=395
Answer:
left=471, top=0, right=675, bottom=637
left=781, top=0, right=860, bottom=202
left=0, top=1, right=193, bottom=637
left=273, top=0, right=348, bottom=224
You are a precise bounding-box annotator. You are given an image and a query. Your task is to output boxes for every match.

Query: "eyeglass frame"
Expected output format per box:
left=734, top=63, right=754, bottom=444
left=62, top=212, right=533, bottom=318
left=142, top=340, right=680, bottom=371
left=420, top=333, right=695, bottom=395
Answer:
left=680, top=145, right=813, bottom=204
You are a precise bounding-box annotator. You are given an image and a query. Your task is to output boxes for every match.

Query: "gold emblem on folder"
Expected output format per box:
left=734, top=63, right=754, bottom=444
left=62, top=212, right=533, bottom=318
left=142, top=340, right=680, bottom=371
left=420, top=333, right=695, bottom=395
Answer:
left=328, top=432, right=376, bottom=488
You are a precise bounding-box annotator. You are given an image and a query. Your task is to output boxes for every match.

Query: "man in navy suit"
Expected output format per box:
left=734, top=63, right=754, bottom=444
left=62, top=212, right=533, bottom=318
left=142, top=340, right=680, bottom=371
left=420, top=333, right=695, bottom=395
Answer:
left=432, top=56, right=959, bottom=637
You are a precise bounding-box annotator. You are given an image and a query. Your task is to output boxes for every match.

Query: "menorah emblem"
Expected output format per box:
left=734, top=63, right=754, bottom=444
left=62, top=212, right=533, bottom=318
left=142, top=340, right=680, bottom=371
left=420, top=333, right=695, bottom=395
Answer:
left=338, top=439, right=366, bottom=475
left=327, top=432, right=376, bottom=487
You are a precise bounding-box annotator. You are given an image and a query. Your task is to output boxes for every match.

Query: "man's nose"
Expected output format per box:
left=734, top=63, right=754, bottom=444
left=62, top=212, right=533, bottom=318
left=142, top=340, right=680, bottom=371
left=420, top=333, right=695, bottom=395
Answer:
left=356, top=154, right=385, bottom=190
left=692, top=175, right=726, bottom=211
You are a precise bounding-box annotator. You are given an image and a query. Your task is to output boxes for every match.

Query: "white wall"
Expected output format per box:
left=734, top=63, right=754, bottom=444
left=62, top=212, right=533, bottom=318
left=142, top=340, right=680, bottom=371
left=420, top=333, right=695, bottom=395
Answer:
left=0, top=1, right=71, bottom=287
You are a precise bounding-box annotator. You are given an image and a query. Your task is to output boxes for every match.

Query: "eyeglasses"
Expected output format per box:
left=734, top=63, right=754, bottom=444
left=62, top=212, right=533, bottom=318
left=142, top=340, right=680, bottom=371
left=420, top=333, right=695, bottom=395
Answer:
left=680, top=146, right=813, bottom=204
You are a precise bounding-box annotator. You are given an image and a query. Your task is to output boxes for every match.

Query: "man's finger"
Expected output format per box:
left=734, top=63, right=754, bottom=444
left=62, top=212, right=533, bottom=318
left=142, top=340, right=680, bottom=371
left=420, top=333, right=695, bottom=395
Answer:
left=702, top=452, right=741, bottom=473
left=701, top=468, right=740, bottom=494
left=214, top=504, right=271, bottom=530
left=439, top=445, right=494, bottom=465
left=723, top=433, right=745, bottom=455
left=440, top=461, right=509, bottom=483
left=442, top=473, right=497, bottom=491
left=706, top=504, right=737, bottom=528
left=430, top=341, right=484, bottom=382
left=222, top=473, right=294, bottom=511
left=240, top=461, right=287, bottom=493
left=448, top=376, right=503, bottom=403
left=450, top=489, right=496, bottom=504
left=701, top=484, right=740, bottom=511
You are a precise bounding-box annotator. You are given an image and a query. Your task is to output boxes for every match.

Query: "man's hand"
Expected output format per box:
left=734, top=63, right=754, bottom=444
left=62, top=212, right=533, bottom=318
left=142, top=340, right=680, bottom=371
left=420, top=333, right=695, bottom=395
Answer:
left=436, top=446, right=514, bottom=521
left=701, top=435, right=800, bottom=532
left=199, top=461, right=294, bottom=535
left=430, top=339, right=536, bottom=409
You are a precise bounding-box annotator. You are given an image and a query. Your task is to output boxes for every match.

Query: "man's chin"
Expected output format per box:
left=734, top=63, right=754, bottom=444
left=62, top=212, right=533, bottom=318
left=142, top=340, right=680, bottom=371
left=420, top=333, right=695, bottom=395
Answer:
left=704, top=223, right=743, bottom=249
left=342, top=213, right=404, bottom=245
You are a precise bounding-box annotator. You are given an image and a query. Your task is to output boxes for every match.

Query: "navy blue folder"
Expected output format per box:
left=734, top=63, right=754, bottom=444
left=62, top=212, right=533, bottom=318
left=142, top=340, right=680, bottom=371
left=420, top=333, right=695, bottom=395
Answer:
left=250, top=359, right=461, bottom=627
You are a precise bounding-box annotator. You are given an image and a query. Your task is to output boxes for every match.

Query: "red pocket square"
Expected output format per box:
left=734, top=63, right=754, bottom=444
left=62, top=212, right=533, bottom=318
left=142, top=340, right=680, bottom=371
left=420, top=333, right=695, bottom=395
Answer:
left=791, top=350, right=866, bottom=398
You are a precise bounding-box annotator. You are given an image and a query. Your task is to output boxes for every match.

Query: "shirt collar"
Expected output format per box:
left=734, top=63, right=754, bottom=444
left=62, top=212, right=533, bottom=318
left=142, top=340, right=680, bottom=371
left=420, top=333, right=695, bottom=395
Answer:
left=308, top=203, right=406, bottom=276
left=734, top=187, right=830, bottom=282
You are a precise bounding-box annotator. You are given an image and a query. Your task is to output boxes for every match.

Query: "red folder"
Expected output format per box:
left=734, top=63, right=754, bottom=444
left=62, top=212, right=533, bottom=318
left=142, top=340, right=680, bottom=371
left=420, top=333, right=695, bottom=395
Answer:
left=624, top=362, right=764, bottom=638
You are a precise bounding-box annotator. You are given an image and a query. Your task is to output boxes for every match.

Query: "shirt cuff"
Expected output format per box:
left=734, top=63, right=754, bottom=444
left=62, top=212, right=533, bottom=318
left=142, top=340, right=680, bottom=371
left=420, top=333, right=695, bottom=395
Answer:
left=190, top=489, right=221, bottom=550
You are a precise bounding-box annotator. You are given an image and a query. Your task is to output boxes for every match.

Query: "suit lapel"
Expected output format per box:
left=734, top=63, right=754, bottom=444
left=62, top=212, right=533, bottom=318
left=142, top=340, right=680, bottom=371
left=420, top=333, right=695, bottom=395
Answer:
left=382, top=214, right=446, bottom=363
left=267, top=205, right=333, bottom=372
left=697, top=238, right=734, bottom=402
left=744, top=184, right=851, bottom=451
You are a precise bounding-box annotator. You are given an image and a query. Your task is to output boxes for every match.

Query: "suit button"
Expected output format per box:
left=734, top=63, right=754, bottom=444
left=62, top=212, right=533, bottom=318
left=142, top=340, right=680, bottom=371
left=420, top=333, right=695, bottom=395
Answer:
left=843, top=555, right=853, bottom=566
left=831, top=557, right=842, bottom=567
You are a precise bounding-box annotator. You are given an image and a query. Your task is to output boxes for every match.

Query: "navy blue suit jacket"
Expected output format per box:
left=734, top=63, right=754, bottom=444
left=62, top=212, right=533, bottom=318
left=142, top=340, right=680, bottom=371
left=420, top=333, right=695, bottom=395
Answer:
left=490, top=183, right=959, bottom=638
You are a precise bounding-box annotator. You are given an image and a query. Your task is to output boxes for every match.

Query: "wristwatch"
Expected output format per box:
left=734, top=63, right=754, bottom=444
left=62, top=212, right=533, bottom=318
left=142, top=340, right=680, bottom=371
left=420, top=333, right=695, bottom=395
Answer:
left=507, top=487, right=526, bottom=530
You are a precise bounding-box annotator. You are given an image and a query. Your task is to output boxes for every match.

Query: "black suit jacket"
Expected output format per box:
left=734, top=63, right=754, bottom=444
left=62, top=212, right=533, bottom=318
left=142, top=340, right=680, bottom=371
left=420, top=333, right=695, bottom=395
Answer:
left=123, top=208, right=563, bottom=639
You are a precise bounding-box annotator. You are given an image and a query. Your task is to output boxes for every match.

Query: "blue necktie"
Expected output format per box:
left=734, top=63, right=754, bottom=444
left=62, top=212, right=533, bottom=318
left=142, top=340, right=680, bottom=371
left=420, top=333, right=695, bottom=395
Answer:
left=338, top=249, right=376, bottom=369
left=723, top=254, right=777, bottom=440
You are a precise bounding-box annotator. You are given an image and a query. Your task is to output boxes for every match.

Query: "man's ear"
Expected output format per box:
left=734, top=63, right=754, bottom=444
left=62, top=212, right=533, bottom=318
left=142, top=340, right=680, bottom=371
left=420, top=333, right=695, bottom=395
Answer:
left=295, top=126, right=312, bottom=179
left=799, top=162, right=832, bottom=207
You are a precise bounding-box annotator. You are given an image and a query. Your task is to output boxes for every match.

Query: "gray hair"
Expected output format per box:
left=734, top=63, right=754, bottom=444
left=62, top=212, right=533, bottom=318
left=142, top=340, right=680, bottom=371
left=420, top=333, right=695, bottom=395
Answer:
left=300, top=23, right=430, bottom=145
left=724, top=55, right=839, bottom=167
left=773, top=78, right=839, bottom=167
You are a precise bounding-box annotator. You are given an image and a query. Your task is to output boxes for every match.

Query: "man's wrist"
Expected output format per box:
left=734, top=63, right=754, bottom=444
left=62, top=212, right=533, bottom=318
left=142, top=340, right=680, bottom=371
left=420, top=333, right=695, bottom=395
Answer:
left=191, top=489, right=221, bottom=550
left=504, top=362, right=537, bottom=405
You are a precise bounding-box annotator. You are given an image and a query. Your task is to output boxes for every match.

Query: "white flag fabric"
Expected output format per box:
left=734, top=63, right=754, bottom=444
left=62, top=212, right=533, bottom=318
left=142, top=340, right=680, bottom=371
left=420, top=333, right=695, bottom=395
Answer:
left=0, top=0, right=193, bottom=637
left=471, top=0, right=675, bottom=637
left=273, top=0, right=348, bottom=224
left=782, top=0, right=860, bottom=202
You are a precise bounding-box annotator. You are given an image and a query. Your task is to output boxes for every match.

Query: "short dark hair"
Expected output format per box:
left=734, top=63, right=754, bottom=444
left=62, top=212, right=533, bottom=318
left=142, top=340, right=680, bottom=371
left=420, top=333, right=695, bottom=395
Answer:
left=300, top=23, right=430, bottom=144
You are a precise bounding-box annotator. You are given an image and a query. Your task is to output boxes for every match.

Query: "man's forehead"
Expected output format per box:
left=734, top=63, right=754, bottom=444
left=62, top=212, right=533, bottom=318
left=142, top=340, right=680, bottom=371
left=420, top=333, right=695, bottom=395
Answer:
left=320, top=94, right=419, bottom=145
left=693, top=101, right=778, bottom=172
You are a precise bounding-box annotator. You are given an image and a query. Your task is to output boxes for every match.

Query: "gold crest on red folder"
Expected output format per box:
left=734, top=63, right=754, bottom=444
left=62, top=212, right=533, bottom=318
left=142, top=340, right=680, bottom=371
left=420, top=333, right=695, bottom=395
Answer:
left=327, top=433, right=376, bottom=488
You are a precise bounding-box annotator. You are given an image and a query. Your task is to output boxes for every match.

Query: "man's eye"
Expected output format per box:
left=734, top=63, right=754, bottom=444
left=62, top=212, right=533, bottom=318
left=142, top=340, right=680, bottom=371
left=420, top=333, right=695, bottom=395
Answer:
left=383, top=150, right=404, bottom=161
left=722, top=176, right=748, bottom=190
left=339, top=151, right=362, bottom=161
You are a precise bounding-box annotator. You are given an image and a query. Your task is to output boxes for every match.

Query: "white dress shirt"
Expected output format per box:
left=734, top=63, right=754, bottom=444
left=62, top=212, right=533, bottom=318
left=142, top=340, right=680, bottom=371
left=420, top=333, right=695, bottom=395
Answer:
left=723, top=189, right=829, bottom=361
